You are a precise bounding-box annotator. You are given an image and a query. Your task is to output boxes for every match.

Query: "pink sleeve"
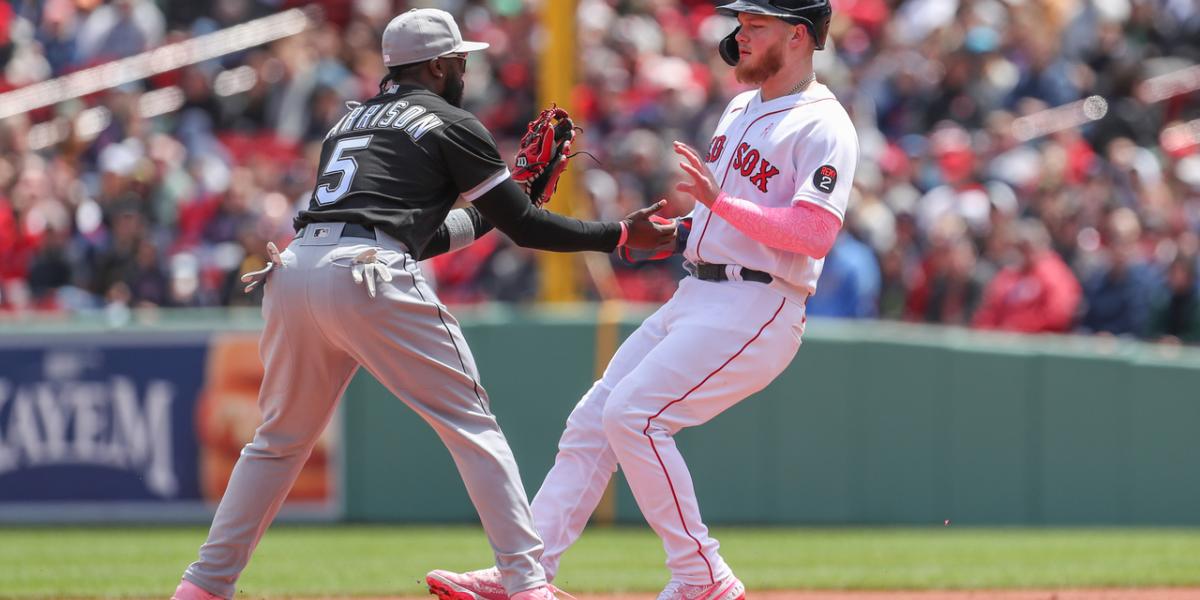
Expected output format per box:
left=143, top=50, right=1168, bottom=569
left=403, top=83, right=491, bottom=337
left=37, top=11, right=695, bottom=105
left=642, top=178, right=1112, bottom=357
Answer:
left=709, top=192, right=843, bottom=258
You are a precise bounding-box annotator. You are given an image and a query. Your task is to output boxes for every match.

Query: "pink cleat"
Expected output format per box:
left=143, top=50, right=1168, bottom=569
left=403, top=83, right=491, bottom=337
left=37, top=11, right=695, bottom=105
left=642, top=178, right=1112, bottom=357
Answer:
left=171, top=579, right=225, bottom=600
left=426, top=568, right=507, bottom=600
left=656, top=576, right=745, bottom=600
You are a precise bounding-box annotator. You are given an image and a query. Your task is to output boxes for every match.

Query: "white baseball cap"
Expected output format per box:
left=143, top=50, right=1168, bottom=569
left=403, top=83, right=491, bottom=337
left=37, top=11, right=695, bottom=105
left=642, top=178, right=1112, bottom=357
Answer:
left=381, top=8, right=489, bottom=67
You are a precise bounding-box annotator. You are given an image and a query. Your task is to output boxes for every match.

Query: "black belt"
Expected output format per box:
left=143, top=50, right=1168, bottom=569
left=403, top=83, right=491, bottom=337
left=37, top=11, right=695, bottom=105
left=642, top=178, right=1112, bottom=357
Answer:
left=687, top=261, right=773, bottom=284
left=294, top=223, right=377, bottom=240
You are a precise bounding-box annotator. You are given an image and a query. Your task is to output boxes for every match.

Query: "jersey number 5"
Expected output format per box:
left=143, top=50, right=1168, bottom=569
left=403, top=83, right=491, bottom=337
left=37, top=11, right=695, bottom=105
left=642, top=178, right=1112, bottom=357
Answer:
left=315, top=135, right=373, bottom=206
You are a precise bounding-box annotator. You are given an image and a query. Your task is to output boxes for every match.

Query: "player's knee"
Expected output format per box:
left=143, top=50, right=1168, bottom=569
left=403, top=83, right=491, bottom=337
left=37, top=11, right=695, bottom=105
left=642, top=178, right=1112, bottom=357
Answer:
left=242, top=426, right=313, bottom=459
left=599, top=393, right=641, bottom=440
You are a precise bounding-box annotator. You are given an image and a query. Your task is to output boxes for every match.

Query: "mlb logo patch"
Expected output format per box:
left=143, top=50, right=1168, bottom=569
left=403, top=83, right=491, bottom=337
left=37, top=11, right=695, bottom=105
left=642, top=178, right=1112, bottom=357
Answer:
left=299, top=222, right=343, bottom=246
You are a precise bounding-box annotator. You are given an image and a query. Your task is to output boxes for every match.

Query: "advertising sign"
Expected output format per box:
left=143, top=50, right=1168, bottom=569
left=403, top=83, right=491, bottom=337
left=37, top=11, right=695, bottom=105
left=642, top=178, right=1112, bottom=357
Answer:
left=0, top=331, right=339, bottom=522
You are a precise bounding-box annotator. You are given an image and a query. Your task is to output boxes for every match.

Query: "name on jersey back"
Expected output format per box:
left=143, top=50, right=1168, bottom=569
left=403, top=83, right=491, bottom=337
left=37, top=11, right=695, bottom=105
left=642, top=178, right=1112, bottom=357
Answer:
left=325, top=99, right=444, bottom=142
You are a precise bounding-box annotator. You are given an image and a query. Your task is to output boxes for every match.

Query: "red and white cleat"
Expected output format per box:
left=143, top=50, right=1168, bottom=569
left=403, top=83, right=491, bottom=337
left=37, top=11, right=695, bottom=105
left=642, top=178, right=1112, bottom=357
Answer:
left=656, top=576, right=745, bottom=600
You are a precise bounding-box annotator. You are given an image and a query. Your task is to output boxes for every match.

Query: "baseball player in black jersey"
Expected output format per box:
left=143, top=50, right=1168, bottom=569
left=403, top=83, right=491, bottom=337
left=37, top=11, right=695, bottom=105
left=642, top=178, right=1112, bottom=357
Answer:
left=171, top=8, right=674, bottom=600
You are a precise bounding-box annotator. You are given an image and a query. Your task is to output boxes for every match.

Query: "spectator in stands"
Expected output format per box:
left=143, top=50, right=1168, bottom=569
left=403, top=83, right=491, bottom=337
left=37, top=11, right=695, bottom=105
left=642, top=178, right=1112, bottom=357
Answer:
left=1150, top=256, right=1200, bottom=344
left=807, top=226, right=880, bottom=319
left=26, top=225, right=72, bottom=308
left=973, top=220, right=1082, bottom=334
left=74, top=0, right=164, bottom=65
left=1079, top=210, right=1157, bottom=337
left=913, top=237, right=985, bottom=326
left=1005, top=34, right=1079, bottom=109
left=221, top=223, right=269, bottom=308
left=127, top=237, right=169, bottom=307
left=88, top=205, right=146, bottom=302
left=0, top=0, right=1195, bottom=350
left=915, top=125, right=992, bottom=236
left=905, top=215, right=982, bottom=325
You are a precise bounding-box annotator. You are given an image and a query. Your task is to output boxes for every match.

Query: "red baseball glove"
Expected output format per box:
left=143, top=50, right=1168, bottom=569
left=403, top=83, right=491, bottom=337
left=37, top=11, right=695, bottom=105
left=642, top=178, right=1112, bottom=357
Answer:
left=512, top=106, right=577, bottom=207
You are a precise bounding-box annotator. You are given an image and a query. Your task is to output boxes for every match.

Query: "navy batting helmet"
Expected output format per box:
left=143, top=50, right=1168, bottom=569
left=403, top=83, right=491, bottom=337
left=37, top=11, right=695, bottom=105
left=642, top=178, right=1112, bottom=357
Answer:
left=716, top=0, right=833, bottom=65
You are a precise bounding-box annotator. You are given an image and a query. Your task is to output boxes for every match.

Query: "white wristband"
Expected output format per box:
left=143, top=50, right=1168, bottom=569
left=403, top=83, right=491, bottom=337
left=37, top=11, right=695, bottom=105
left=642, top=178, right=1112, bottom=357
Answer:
left=444, top=209, right=476, bottom=252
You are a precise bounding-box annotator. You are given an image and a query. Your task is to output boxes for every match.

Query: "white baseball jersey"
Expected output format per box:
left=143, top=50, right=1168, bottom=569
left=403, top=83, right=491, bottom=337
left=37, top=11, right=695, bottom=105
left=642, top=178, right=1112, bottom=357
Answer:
left=685, top=83, right=859, bottom=302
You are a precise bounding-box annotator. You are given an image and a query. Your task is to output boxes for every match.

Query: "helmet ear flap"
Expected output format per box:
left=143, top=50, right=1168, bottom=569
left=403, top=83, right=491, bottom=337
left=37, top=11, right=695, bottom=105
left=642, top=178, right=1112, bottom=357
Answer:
left=719, top=26, right=741, bottom=66
left=809, top=15, right=831, bottom=50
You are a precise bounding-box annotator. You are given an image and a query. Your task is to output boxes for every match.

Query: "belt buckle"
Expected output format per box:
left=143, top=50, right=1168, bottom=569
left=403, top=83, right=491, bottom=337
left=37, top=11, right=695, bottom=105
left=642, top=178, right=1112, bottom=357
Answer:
left=697, top=263, right=726, bottom=281
left=686, top=262, right=723, bottom=281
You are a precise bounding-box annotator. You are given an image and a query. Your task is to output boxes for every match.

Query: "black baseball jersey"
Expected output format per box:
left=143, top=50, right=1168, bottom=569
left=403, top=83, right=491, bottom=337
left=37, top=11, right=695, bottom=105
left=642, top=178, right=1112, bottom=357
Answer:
left=294, top=83, right=510, bottom=257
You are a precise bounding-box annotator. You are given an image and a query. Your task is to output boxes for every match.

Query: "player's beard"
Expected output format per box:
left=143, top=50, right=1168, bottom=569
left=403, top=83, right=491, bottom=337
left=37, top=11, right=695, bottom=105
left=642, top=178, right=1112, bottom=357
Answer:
left=735, top=40, right=784, bottom=85
left=442, top=71, right=466, bottom=108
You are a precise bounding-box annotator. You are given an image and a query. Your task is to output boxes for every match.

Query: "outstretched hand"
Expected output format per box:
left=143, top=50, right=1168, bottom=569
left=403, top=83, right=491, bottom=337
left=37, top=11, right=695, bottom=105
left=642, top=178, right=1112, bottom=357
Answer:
left=621, top=199, right=677, bottom=250
left=673, top=141, right=721, bottom=208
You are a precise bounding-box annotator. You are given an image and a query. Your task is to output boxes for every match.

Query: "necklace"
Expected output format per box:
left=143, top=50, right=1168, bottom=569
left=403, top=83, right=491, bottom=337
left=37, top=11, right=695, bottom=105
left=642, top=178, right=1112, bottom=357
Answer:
left=787, top=72, right=816, bottom=96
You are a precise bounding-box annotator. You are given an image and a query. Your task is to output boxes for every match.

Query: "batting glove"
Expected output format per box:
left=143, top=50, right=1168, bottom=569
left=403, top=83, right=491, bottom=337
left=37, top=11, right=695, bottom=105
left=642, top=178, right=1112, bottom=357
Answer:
left=240, top=241, right=283, bottom=293
left=350, top=248, right=393, bottom=299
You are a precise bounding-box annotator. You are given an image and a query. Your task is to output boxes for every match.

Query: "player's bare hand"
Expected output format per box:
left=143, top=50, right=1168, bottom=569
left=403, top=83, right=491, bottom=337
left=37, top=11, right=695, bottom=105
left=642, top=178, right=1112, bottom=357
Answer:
left=240, top=241, right=283, bottom=294
left=621, top=199, right=677, bottom=250
left=350, top=248, right=394, bottom=299
left=673, top=141, right=721, bottom=208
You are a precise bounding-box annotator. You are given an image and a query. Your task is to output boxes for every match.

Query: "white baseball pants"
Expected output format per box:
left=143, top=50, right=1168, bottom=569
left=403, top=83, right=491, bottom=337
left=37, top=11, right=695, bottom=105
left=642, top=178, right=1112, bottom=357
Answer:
left=531, top=276, right=806, bottom=585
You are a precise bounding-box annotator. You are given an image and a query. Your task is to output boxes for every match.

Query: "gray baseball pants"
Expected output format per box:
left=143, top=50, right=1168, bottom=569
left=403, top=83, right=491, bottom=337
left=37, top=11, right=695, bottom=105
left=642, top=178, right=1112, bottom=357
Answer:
left=183, top=223, right=546, bottom=598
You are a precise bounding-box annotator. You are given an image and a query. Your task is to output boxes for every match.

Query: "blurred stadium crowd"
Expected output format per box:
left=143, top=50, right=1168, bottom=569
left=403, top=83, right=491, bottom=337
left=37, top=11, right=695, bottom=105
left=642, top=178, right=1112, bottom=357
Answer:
left=0, top=0, right=1198, bottom=343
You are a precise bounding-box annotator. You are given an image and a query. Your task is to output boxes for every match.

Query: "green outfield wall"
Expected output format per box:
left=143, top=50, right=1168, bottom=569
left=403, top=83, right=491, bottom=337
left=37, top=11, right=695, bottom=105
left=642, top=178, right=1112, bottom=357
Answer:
left=342, top=306, right=1200, bottom=526
left=3, top=306, right=1196, bottom=525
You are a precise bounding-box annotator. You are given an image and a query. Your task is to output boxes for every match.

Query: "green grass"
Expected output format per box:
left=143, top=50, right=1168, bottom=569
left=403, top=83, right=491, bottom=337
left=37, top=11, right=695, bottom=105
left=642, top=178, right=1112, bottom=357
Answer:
left=2, top=525, right=1200, bottom=598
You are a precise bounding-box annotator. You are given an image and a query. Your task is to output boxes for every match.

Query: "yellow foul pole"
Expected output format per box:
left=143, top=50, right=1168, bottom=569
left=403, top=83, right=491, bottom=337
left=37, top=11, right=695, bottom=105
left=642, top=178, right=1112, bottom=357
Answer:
left=537, top=0, right=619, bottom=524
left=537, top=0, right=581, bottom=302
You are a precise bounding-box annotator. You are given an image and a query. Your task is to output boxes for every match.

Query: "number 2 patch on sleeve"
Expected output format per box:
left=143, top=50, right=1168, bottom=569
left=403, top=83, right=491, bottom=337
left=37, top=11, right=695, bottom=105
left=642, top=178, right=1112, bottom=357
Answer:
left=812, top=165, right=838, bottom=193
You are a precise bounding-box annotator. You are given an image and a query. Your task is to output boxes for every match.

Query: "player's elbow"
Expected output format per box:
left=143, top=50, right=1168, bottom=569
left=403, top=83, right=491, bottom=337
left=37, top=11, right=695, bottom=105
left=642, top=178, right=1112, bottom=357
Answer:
left=793, top=202, right=842, bottom=259
left=808, top=236, right=836, bottom=259
left=799, top=224, right=839, bottom=258
left=486, top=206, right=538, bottom=248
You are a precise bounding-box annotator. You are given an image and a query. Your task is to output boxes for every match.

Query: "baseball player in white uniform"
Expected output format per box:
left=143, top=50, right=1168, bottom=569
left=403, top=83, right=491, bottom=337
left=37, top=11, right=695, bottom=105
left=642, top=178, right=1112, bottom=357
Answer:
left=427, top=1, right=857, bottom=599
